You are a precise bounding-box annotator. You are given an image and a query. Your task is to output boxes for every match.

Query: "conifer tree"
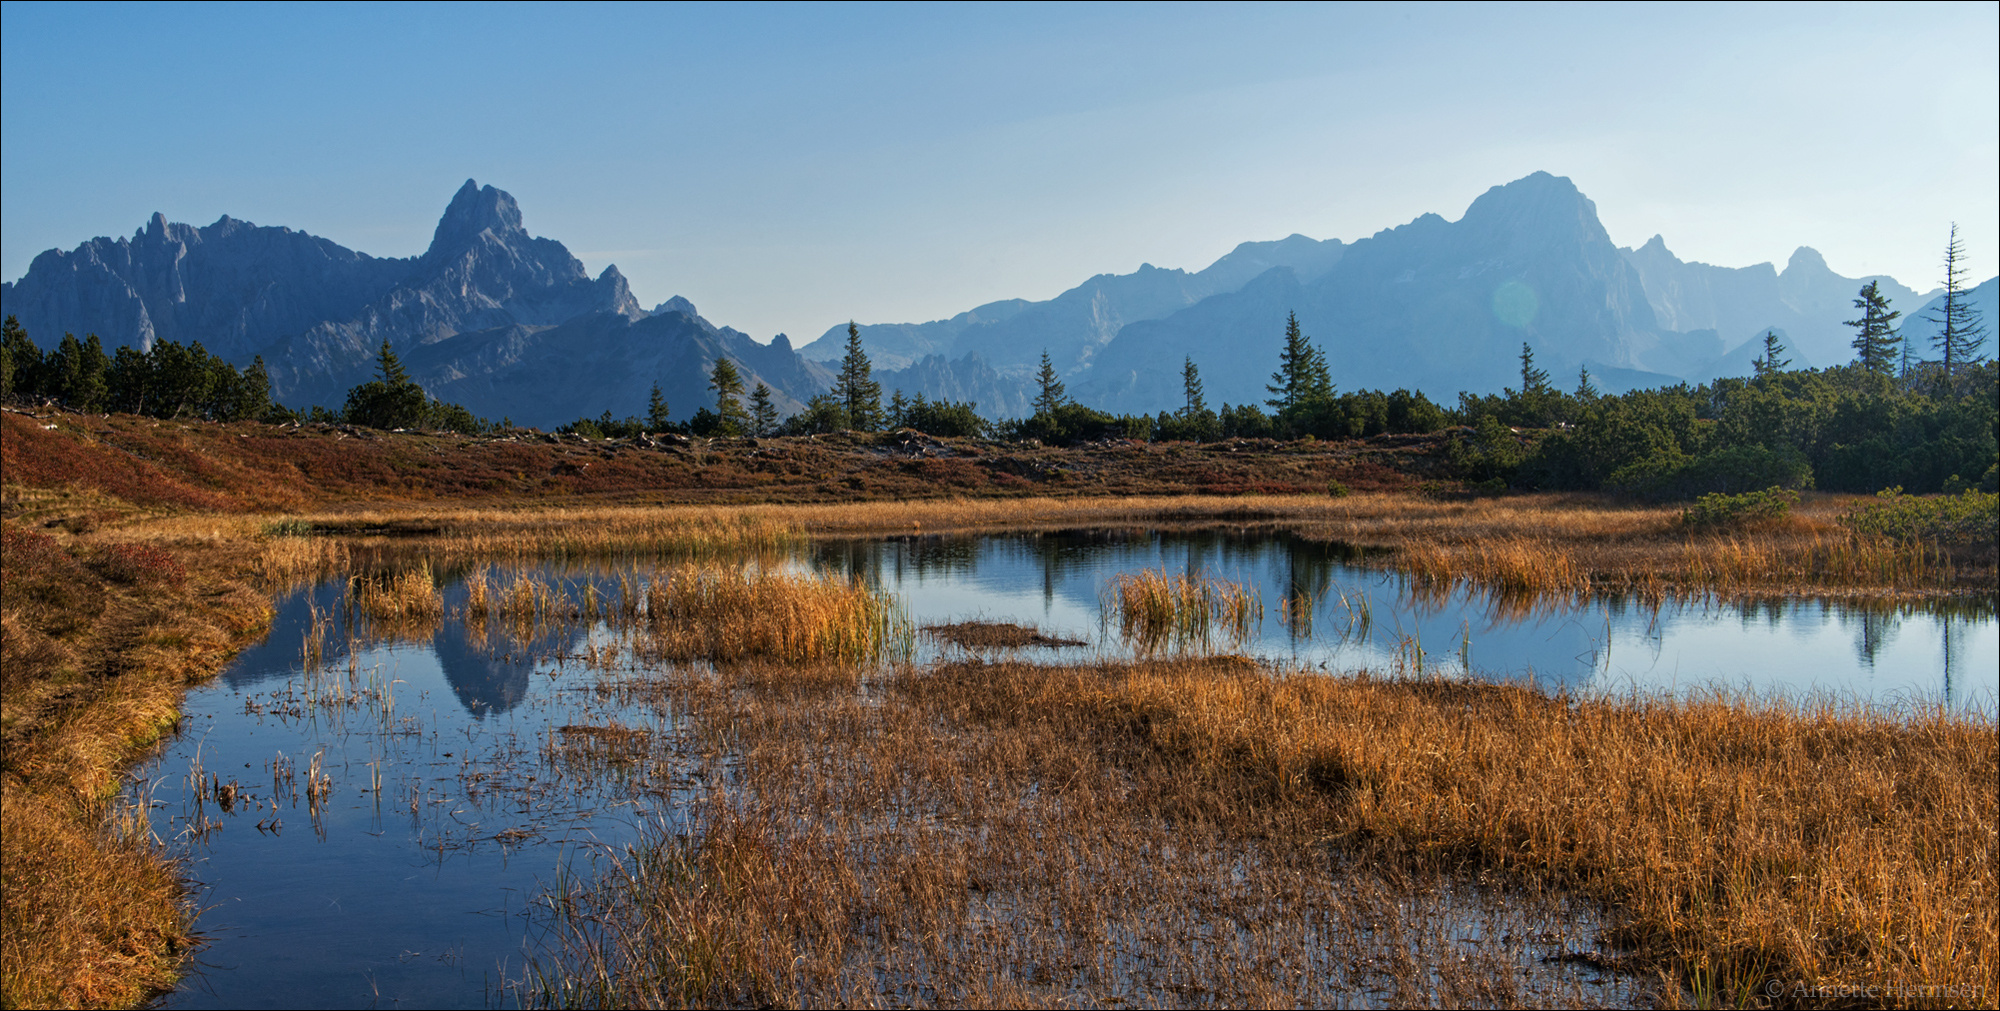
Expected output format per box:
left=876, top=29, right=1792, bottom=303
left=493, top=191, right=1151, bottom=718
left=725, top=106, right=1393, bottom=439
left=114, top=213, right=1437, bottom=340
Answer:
left=1576, top=364, right=1598, bottom=399
left=1752, top=329, right=1791, bottom=377
left=344, top=339, right=428, bottom=429
left=832, top=321, right=882, bottom=431
left=1180, top=356, right=1206, bottom=418
left=1033, top=349, right=1067, bottom=416
left=710, top=358, right=748, bottom=435
left=749, top=382, right=778, bottom=437
left=887, top=389, right=909, bottom=430
left=1845, top=281, right=1902, bottom=376
left=49, top=333, right=86, bottom=409
left=1518, top=342, right=1551, bottom=393
left=1925, top=224, right=1989, bottom=378
left=236, top=355, right=273, bottom=422
left=646, top=383, right=670, bottom=431
left=1267, top=312, right=1325, bottom=412
left=0, top=315, right=38, bottom=399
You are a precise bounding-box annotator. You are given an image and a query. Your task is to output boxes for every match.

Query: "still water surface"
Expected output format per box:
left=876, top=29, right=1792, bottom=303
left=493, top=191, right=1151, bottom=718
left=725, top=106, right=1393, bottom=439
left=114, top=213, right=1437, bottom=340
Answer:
left=143, top=530, right=1996, bottom=1008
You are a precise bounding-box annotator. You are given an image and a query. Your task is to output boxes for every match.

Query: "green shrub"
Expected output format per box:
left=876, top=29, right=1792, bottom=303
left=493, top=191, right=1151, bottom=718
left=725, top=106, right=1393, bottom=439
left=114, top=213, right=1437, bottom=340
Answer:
left=1679, top=486, right=1799, bottom=529
left=1841, top=488, right=1999, bottom=547
left=1615, top=445, right=1813, bottom=501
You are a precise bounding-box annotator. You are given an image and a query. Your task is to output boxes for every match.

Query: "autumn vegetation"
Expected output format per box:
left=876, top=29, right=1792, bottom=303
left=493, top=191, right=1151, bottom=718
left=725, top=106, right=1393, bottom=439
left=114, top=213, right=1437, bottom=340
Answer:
left=2, top=379, right=1995, bottom=1007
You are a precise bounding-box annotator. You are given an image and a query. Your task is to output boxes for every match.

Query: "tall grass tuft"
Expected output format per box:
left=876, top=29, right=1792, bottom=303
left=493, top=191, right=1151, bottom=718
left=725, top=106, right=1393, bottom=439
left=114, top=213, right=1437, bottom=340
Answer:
left=639, top=564, right=907, bottom=664
left=1106, top=570, right=1260, bottom=653
left=347, top=563, right=443, bottom=629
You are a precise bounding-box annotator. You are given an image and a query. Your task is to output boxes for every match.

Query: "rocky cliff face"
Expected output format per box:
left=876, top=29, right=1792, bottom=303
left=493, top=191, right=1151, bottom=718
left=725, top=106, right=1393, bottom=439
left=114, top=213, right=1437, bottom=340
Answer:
left=4, top=179, right=656, bottom=424
left=264, top=180, right=646, bottom=408
left=0, top=213, right=411, bottom=361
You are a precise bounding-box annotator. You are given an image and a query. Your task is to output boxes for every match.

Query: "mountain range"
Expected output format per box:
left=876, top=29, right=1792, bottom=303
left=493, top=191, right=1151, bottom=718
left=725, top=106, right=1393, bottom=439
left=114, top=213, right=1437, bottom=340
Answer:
left=5, top=174, right=1990, bottom=429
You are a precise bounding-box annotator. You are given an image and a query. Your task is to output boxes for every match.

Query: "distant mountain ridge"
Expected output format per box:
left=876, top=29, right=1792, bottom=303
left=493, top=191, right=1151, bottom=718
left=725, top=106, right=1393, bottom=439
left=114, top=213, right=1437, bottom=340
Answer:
left=6, top=173, right=1989, bottom=428
left=2, top=180, right=827, bottom=428
left=824, top=173, right=1992, bottom=415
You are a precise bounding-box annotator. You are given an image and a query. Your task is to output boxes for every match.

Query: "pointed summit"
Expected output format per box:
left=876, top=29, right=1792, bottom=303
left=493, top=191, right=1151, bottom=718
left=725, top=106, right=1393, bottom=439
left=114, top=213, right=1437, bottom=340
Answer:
left=427, top=179, right=525, bottom=256
left=1457, top=171, right=1610, bottom=251
left=1783, top=247, right=1830, bottom=277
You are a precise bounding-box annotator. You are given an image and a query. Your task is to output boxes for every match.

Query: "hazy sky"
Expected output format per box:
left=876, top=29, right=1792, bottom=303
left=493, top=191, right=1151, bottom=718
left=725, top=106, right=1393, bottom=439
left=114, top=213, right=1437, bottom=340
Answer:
left=4, top=2, right=1995, bottom=344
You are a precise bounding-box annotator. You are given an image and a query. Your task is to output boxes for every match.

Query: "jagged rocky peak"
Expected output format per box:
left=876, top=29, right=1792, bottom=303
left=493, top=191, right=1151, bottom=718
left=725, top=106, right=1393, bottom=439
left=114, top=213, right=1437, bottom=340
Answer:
left=427, top=178, right=527, bottom=255
left=652, top=295, right=700, bottom=318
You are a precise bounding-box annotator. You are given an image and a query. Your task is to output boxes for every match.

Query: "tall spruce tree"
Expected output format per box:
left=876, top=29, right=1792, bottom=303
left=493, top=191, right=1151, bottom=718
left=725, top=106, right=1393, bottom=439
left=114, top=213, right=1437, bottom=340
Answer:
left=710, top=358, right=748, bottom=435
left=1267, top=312, right=1324, bottom=412
left=239, top=355, right=273, bottom=421
left=646, top=383, right=670, bottom=431
left=1033, top=350, right=1067, bottom=416
left=1518, top=342, right=1551, bottom=393
left=1846, top=281, right=1902, bottom=376
left=1180, top=356, right=1207, bottom=418
left=833, top=321, right=883, bottom=431
left=0, top=315, right=38, bottom=399
left=749, top=382, right=778, bottom=437
left=1925, top=224, right=1990, bottom=378
left=1752, top=329, right=1791, bottom=377
left=344, top=340, right=428, bottom=429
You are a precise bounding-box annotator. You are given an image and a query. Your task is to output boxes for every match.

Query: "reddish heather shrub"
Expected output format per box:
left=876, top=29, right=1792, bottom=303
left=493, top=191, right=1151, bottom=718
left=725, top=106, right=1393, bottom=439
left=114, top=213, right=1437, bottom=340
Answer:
left=87, top=543, right=188, bottom=588
left=0, top=523, right=105, bottom=636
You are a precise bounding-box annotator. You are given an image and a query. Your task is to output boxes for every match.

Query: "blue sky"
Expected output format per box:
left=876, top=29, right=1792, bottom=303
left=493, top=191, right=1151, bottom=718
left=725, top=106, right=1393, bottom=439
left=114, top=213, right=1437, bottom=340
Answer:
left=3, top=2, right=1995, bottom=344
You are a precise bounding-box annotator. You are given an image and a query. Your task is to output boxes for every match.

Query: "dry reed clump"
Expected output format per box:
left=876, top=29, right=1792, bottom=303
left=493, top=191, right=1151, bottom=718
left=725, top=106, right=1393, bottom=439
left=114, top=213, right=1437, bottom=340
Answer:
left=1105, top=569, right=1260, bottom=652
left=451, top=565, right=906, bottom=665
left=1399, top=527, right=1962, bottom=613
left=638, top=565, right=906, bottom=665
left=527, top=657, right=1626, bottom=1010
left=347, top=564, right=443, bottom=627
left=255, top=531, right=350, bottom=588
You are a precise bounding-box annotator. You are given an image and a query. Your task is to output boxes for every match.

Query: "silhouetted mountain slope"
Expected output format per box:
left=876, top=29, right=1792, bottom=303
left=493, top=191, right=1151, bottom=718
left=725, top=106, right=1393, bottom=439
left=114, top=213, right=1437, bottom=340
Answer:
left=797, top=234, right=1345, bottom=379
left=0, top=213, right=412, bottom=362
left=1, top=180, right=776, bottom=428
left=1620, top=236, right=1929, bottom=375
left=1080, top=172, right=1674, bottom=410
left=10, top=172, right=1988, bottom=429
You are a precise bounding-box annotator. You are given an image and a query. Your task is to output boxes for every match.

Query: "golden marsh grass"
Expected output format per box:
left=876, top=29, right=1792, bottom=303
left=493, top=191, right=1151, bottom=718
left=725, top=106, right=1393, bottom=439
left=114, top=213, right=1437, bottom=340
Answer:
left=526, top=656, right=1998, bottom=1008
left=447, top=564, right=909, bottom=665
left=1106, top=569, right=1261, bottom=652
